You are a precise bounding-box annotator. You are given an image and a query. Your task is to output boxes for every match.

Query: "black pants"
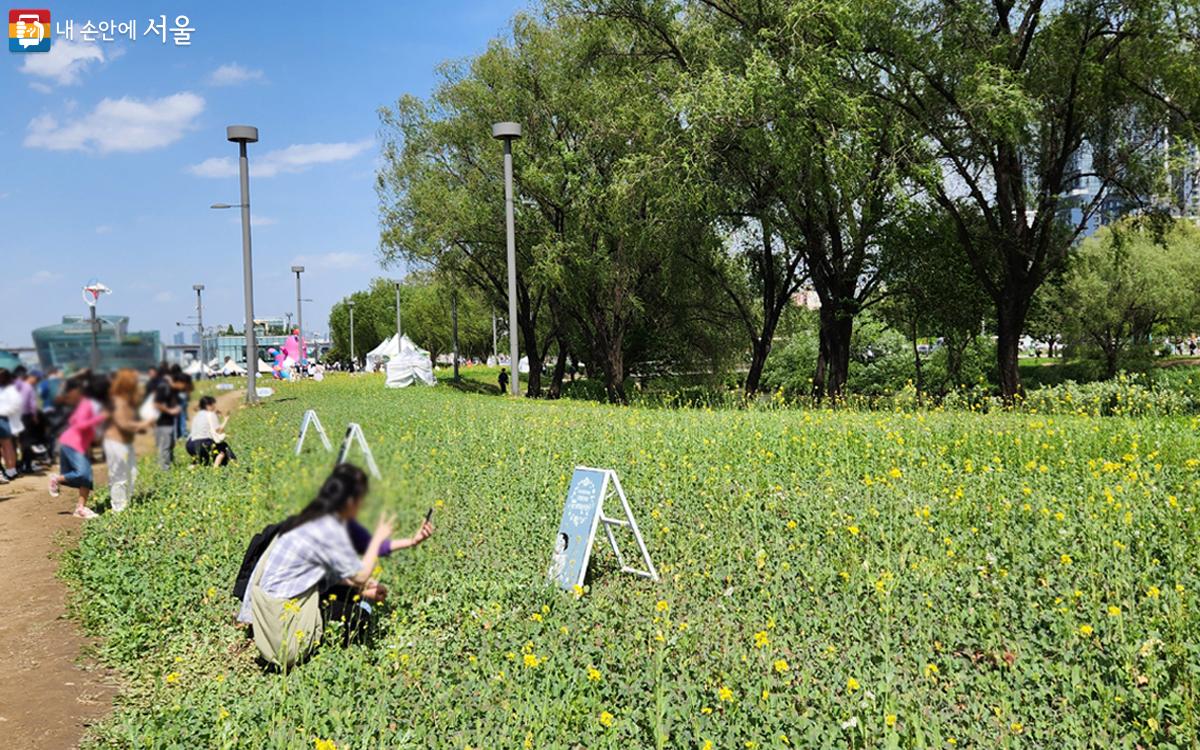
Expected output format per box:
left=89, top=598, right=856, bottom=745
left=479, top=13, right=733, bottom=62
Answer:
left=319, top=584, right=373, bottom=645
left=19, top=415, right=44, bottom=471
left=185, top=439, right=236, bottom=466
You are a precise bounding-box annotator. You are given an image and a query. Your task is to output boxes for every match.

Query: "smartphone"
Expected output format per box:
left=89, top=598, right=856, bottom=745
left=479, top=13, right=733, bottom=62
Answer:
left=424, top=507, right=434, bottom=523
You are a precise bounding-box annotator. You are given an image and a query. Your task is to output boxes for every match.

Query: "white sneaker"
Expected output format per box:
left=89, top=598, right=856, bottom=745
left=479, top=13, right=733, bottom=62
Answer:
left=48, top=475, right=60, bottom=497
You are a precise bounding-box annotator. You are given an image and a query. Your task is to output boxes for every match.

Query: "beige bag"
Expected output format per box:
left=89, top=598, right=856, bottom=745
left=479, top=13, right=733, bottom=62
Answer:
left=249, top=539, right=323, bottom=668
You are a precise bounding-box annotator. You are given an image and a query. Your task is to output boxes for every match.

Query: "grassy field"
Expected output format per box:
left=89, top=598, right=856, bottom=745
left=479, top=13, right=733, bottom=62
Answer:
left=65, top=375, right=1200, bottom=749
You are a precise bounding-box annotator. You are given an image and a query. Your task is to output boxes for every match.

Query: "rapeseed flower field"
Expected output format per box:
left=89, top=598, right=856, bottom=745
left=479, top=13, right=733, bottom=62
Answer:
left=65, top=375, right=1200, bottom=748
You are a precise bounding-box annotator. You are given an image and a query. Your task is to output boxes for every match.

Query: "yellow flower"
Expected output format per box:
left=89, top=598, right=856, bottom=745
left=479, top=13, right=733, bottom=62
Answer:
left=587, top=667, right=601, bottom=682
left=702, top=741, right=713, bottom=750
left=164, top=672, right=180, bottom=684
left=753, top=630, right=769, bottom=648
left=700, top=706, right=713, bottom=715
left=885, top=713, right=897, bottom=727
left=1079, top=624, right=1094, bottom=637
left=1146, top=586, right=1160, bottom=599
left=889, top=467, right=902, bottom=479
left=656, top=599, right=669, bottom=612
left=523, top=653, right=540, bottom=668
left=1108, top=605, right=1122, bottom=617
left=529, top=613, right=542, bottom=622
left=218, top=707, right=230, bottom=721
left=1010, top=721, right=1023, bottom=733
left=1060, top=554, right=1072, bottom=565
left=718, top=686, right=734, bottom=702
left=786, top=520, right=797, bottom=530
left=1147, top=717, right=1159, bottom=731
left=598, top=711, right=614, bottom=728
left=774, top=659, right=789, bottom=674
left=314, top=740, right=337, bottom=750
left=572, top=585, right=585, bottom=599
left=847, top=525, right=860, bottom=536
left=847, top=677, right=861, bottom=693
left=524, top=732, right=533, bottom=749
left=924, top=662, right=939, bottom=678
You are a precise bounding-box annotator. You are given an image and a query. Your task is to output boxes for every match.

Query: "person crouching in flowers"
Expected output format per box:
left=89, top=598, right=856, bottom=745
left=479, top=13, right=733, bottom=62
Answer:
left=236, top=463, right=433, bottom=668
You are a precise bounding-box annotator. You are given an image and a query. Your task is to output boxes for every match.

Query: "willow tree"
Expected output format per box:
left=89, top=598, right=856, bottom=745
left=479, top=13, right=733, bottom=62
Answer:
left=571, top=0, right=919, bottom=398
left=864, top=0, right=1200, bottom=399
left=379, top=11, right=713, bottom=402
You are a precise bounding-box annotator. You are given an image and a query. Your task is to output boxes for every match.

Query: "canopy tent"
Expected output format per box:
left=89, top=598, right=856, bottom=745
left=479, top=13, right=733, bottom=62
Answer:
left=257, top=358, right=274, bottom=375
left=220, top=358, right=246, bottom=376
left=367, top=334, right=401, bottom=365
left=385, top=335, right=437, bottom=388
left=182, top=359, right=215, bottom=378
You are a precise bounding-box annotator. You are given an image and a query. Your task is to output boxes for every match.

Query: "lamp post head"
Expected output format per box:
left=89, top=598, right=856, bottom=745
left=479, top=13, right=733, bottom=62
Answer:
left=226, top=125, right=259, bottom=144
left=346, top=300, right=355, bottom=309
left=491, top=122, right=522, bottom=140
left=291, top=265, right=305, bottom=274
left=193, top=284, right=205, bottom=292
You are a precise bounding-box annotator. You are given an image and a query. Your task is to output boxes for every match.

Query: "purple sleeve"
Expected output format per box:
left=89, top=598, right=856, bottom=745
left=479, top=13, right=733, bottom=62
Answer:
left=348, top=519, right=393, bottom=557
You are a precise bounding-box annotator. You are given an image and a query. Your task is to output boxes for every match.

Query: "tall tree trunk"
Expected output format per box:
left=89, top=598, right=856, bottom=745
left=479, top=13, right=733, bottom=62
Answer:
left=911, top=319, right=924, bottom=398
left=814, top=303, right=854, bottom=399
left=548, top=336, right=568, bottom=399
left=518, top=317, right=542, bottom=398
left=995, top=299, right=1027, bottom=401
left=744, top=337, right=772, bottom=398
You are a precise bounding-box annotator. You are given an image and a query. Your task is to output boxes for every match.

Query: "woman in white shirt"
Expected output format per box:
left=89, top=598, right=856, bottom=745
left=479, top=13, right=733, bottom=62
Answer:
left=186, top=396, right=235, bottom=466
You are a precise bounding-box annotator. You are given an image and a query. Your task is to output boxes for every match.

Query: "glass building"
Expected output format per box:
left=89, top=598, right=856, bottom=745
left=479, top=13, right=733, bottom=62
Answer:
left=32, top=315, right=162, bottom=372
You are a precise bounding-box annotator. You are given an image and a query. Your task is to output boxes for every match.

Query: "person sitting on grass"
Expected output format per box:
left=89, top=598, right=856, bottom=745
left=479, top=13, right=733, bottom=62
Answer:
left=48, top=377, right=109, bottom=519
left=236, top=463, right=434, bottom=668
left=186, top=396, right=236, bottom=467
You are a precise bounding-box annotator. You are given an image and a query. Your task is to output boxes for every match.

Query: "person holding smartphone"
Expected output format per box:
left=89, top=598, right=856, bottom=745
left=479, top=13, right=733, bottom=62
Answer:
left=237, top=464, right=434, bottom=667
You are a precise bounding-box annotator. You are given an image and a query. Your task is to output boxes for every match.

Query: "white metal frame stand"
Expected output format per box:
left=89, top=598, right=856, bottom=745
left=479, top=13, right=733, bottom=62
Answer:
left=294, top=409, right=332, bottom=455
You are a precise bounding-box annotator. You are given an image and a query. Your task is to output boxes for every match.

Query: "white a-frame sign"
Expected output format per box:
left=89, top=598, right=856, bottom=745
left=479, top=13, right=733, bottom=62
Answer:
left=547, top=467, right=658, bottom=591
left=294, top=410, right=333, bottom=455
left=335, top=422, right=381, bottom=479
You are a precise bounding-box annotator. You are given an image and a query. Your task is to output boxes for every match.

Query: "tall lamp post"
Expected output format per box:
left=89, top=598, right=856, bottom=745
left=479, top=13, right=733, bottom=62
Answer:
left=393, top=280, right=403, bottom=339
left=492, top=121, right=521, bottom=396
left=82, top=280, right=111, bottom=372
left=210, top=124, right=260, bottom=404
left=347, top=300, right=356, bottom=371
left=193, top=284, right=205, bottom=378
left=291, top=266, right=305, bottom=342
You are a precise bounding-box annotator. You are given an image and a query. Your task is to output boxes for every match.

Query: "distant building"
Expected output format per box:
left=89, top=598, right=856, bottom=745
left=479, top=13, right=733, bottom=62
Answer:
left=202, top=331, right=331, bottom=366
left=32, top=315, right=162, bottom=372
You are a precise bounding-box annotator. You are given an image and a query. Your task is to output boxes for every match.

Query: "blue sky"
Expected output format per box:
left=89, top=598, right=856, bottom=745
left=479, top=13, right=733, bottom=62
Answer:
left=0, top=0, right=526, bottom=348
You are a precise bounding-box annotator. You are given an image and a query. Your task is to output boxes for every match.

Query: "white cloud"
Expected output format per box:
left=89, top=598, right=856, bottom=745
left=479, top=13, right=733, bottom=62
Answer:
left=24, top=92, right=205, bottom=153
left=95, top=224, right=113, bottom=234
left=153, top=291, right=173, bottom=303
left=20, top=38, right=106, bottom=86
left=291, top=252, right=370, bottom=271
left=207, top=63, right=264, bottom=86
left=187, top=139, right=373, bottom=178
left=29, top=270, right=61, bottom=285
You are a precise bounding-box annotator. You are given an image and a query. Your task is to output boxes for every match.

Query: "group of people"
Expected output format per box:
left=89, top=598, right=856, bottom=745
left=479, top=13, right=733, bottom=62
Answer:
left=0, top=362, right=237, bottom=519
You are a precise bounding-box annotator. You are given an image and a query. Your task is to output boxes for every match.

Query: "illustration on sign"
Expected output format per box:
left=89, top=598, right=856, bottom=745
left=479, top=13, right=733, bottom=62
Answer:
left=548, top=467, right=658, bottom=591
left=548, top=468, right=606, bottom=590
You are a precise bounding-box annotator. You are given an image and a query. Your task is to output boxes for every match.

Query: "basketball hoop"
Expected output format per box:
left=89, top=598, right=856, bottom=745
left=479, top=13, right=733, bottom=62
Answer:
left=82, top=280, right=112, bottom=308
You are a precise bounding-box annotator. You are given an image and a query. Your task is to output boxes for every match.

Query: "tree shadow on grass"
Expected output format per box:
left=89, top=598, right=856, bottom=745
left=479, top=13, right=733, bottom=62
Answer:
left=443, top=378, right=502, bottom=396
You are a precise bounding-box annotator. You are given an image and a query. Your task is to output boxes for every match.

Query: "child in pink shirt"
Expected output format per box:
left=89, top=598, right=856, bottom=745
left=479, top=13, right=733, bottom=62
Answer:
left=48, top=379, right=108, bottom=519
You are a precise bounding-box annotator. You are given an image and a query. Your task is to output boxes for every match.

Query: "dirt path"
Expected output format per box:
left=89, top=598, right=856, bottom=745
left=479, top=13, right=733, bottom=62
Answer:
left=0, top=388, right=244, bottom=748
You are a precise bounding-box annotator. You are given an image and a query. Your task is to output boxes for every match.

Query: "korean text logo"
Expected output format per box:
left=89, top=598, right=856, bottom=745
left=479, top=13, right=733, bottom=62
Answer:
left=9, top=9, right=50, bottom=52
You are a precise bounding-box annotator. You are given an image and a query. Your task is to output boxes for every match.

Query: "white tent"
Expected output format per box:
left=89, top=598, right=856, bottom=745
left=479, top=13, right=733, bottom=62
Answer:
left=518, top=356, right=530, bottom=374
left=182, top=359, right=216, bottom=378
left=221, top=358, right=246, bottom=376
left=367, top=334, right=401, bottom=365
left=385, top=335, right=437, bottom=388
left=257, top=358, right=274, bottom=375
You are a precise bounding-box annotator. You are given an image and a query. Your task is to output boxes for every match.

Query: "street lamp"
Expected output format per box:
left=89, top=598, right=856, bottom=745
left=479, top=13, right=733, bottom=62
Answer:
left=347, top=299, right=356, bottom=371
left=211, top=124, right=260, bottom=404
left=393, top=280, right=402, bottom=338
left=291, top=265, right=305, bottom=343
left=492, top=121, right=521, bottom=396
left=193, top=284, right=205, bottom=378
left=82, top=280, right=111, bottom=371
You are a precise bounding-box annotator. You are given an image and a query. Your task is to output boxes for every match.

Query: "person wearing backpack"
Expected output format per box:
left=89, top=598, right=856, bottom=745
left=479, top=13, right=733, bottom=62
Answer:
left=235, top=464, right=433, bottom=668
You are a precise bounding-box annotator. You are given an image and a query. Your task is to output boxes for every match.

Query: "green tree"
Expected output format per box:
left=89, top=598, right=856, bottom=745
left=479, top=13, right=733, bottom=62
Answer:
left=1059, top=217, right=1200, bottom=377
left=574, top=0, right=921, bottom=398
left=865, top=0, right=1200, bottom=398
